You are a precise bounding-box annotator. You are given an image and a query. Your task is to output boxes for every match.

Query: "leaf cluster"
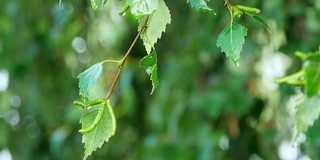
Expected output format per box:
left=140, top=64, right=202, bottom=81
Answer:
left=277, top=51, right=320, bottom=139
left=75, top=0, right=270, bottom=159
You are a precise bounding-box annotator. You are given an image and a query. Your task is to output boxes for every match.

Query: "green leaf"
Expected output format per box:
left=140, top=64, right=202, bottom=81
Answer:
left=216, top=22, right=248, bottom=67
left=138, top=0, right=171, bottom=54
left=295, top=95, right=320, bottom=139
left=304, top=61, right=320, bottom=97
left=80, top=103, right=116, bottom=160
left=90, top=0, right=107, bottom=11
left=188, top=0, right=216, bottom=15
left=139, top=50, right=159, bottom=94
left=127, top=0, right=158, bottom=18
left=252, top=15, right=271, bottom=33
left=77, top=62, right=104, bottom=99
left=305, top=52, right=320, bottom=61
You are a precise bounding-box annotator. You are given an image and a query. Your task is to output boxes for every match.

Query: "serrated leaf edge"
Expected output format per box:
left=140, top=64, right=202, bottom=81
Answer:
left=216, top=22, right=247, bottom=66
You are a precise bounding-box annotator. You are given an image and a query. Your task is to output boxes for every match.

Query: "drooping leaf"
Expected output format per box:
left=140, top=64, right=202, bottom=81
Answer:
left=78, top=62, right=104, bottom=99
left=304, top=61, right=320, bottom=97
left=138, top=0, right=171, bottom=54
left=188, top=0, right=216, bottom=15
left=90, top=0, right=107, bottom=11
left=80, top=101, right=116, bottom=160
left=252, top=15, right=271, bottom=33
left=295, top=95, right=320, bottom=139
left=127, top=0, right=158, bottom=18
left=216, top=22, right=247, bottom=67
left=139, top=50, right=159, bottom=94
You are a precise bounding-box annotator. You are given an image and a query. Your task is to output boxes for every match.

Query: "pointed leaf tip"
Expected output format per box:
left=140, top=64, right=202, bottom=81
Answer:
left=189, top=0, right=216, bottom=15
left=139, top=51, right=159, bottom=94
left=91, top=0, right=107, bottom=11
left=252, top=15, right=271, bottom=34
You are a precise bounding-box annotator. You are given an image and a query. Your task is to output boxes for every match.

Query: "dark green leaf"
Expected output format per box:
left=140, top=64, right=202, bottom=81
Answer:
left=305, top=52, right=320, bottom=61
left=78, top=62, right=104, bottom=99
left=139, top=50, right=159, bottom=94
left=295, top=95, right=320, bottom=139
left=304, top=61, right=320, bottom=97
left=252, top=15, right=271, bottom=33
left=189, top=0, right=216, bottom=15
left=91, top=0, right=107, bottom=11
left=127, top=0, right=158, bottom=18
left=80, top=102, right=116, bottom=160
left=138, top=0, right=171, bottom=54
left=216, top=22, right=247, bottom=67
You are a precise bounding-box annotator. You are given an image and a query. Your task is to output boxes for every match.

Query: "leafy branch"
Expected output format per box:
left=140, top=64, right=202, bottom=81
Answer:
left=74, top=0, right=269, bottom=159
left=276, top=51, right=320, bottom=140
left=105, top=16, right=150, bottom=100
left=74, top=16, right=149, bottom=160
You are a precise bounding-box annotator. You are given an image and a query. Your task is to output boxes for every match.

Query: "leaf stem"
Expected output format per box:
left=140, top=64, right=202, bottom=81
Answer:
left=225, top=0, right=234, bottom=22
left=104, top=16, right=150, bottom=100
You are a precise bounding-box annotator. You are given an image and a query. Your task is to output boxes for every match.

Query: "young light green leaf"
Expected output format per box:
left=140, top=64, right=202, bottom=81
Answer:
left=78, top=62, right=104, bottom=99
left=295, top=95, right=320, bottom=139
left=126, top=0, right=158, bottom=18
left=138, top=0, right=171, bottom=54
left=80, top=101, right=116, bottom=160
left=252, top=15, right=271, bottom=33
left=139, top=50, right=159, bottom=94
left=91, top=0, right=107, bottom=11
left=188, top=0, right=216, bottom=15
left=304, top=61, right=320, bottom=97
left=216, top=22, right=248, bottom=67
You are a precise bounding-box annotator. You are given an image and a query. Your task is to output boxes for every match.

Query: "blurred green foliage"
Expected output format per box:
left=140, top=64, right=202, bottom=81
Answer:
left=0, top=0, right=320, bottom=159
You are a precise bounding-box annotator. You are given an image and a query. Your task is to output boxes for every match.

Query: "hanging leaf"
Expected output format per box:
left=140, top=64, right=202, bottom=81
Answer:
left=90, top=0, right=107, bottom=11
left=139, top=50, right=159, bottom=94
left=295, top=95, right=320, bottom=139
left=304, top=61, right=320, bottom=97
left=188, top=0, right=216, bottom=15
left=216, top=22, right=248, bottom=67
left=138, top=0, right=171, bottom=54
left=252, top=15, right=271, bottom=33
left=80, top=100, right=116, bottom=160
left=127, top=0, right=158, bottom=18
left=78, top=62, right=104, bottom=99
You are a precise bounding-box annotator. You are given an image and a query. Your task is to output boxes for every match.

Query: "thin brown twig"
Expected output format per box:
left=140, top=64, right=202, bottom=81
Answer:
left=225, top=0, right=232, bottom=6
left=105, top=16, right=149, bottom=100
